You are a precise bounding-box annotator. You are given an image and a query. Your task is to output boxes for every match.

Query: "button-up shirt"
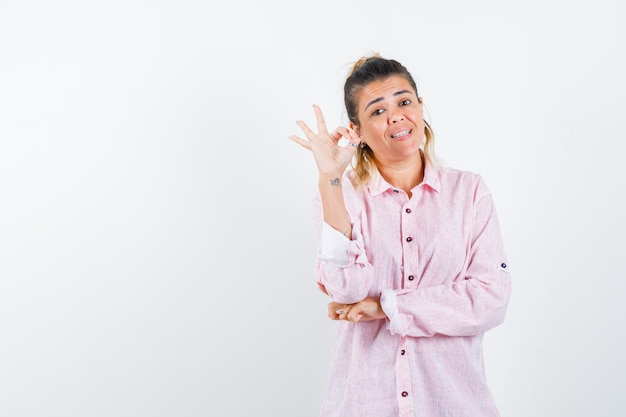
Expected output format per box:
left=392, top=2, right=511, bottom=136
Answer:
left=312, top=160, right=511, bottom=417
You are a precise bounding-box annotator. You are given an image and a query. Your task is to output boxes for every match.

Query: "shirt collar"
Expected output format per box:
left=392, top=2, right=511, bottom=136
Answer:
left=367, top=153, right=441, bottom=197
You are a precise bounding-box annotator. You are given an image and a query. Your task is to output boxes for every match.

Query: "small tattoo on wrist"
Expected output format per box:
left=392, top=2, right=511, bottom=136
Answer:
left=330, top=178, right=341, bottom=187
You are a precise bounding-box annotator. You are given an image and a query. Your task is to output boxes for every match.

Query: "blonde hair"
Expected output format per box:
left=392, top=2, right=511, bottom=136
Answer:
left=344, top=54, right=438, bottom=187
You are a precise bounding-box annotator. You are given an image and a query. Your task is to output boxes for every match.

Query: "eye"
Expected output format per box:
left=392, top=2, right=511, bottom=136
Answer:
left=400, top=99, right=411, bottom=106
left=371, top=108, right=385, bottom=116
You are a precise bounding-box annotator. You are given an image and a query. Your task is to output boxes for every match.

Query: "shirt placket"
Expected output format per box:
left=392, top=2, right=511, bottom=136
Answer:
left=401, top=198, right=420, bottom=290
left=395, top=336, right=414, bottom=417
left=396, top=198, right=419, bottom=416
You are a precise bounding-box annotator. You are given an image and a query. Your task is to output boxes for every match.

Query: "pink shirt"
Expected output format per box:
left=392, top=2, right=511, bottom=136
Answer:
left=312, top=161, right=511, bottom=417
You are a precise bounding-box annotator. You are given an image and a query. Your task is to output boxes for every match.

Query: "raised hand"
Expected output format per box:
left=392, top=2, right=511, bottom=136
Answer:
left=289, top=105, right=360, bottom=177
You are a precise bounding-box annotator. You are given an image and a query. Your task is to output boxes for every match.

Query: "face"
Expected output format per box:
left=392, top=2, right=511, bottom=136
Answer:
left=353, top=75, right=424, bottom=165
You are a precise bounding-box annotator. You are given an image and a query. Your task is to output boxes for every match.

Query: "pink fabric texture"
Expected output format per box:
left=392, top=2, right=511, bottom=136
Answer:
left=312, top=160, right=511, bottom=417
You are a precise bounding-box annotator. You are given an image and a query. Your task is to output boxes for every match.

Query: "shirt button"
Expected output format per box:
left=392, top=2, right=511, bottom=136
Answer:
left=405, top=208, right=411, bottom=213
left=408, top=275, right=414, bottom=281
left=406, top=237, right=412, bottom=242
left=401, top=391, right=409, bottom=397
left=501, top=263, right=507, bottom=268
left=401, top=349, right=406, bottom=355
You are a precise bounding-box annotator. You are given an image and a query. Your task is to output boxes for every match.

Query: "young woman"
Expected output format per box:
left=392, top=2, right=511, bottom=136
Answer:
left=290, top=54, right=511, bottom=417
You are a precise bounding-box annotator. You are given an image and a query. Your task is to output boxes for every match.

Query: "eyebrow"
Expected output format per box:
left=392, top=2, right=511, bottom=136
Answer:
left=364, top=89, right=413, bottom=111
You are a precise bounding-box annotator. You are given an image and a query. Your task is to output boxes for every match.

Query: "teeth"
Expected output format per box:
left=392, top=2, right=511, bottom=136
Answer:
left=392, top=130, right=410, bottom=138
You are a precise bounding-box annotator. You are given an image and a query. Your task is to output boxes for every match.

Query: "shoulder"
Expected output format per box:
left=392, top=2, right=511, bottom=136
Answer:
left=435, top=165, right=492, bottom=201
left=436, top=165, right=482, bottom=183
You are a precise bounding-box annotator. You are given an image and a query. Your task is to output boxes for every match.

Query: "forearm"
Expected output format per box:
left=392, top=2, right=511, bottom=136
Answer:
left=319, top=173, right=352, bottom=239
left=313, top=175, right=373, bottom=303
left=380, top=271, right=511, bottom=337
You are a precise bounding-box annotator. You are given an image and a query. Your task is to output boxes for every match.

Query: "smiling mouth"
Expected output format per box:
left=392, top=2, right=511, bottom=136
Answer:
left=392, top=129, right=411, bottom=139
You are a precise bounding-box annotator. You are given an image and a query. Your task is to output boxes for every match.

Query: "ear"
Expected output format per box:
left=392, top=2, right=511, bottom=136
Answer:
left=349, top=122, right=361, bottom=136
left=418, top=96, right=423, bottom=104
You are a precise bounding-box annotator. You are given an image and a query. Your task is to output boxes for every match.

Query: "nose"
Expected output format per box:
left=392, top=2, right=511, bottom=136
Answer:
left=389, top=107, right=404, bottom=123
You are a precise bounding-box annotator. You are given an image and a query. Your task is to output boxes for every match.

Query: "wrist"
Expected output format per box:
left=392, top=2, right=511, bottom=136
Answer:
left=319, top=172, right=345, bottom=180
left=319, top=173, right=345, bottom=187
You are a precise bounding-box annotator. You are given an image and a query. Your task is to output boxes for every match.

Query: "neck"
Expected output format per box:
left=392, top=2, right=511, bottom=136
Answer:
left=377, top=152, right=425, bottom=196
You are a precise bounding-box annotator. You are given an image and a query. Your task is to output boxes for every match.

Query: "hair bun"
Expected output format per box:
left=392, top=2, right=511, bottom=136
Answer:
left=349, top=52, right=383, bottom=76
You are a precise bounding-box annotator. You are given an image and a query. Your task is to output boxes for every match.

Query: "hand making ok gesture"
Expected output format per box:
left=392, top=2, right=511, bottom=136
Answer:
left=289, top=105, right=360, bottom=177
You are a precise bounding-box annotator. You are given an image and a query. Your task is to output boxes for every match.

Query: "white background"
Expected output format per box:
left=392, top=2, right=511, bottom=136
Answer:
left=1, top=1, right=625, bottom=416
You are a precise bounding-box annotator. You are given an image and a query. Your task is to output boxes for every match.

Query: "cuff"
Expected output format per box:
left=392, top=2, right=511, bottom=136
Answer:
left=317, top=222, right=353, bottom=267
left=380, top=289, right=399, bottom=321
left=381, top=289, right=412, bottom=337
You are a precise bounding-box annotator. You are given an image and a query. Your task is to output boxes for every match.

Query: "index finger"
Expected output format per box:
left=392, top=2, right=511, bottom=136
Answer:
left=295, top=119, right=317, bottom=140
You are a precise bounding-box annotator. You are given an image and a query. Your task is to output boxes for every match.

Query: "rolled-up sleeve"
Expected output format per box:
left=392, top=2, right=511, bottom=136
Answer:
left=312, top=189, right=376, bottom=304
left=317, top=222, right=359, bottom=267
